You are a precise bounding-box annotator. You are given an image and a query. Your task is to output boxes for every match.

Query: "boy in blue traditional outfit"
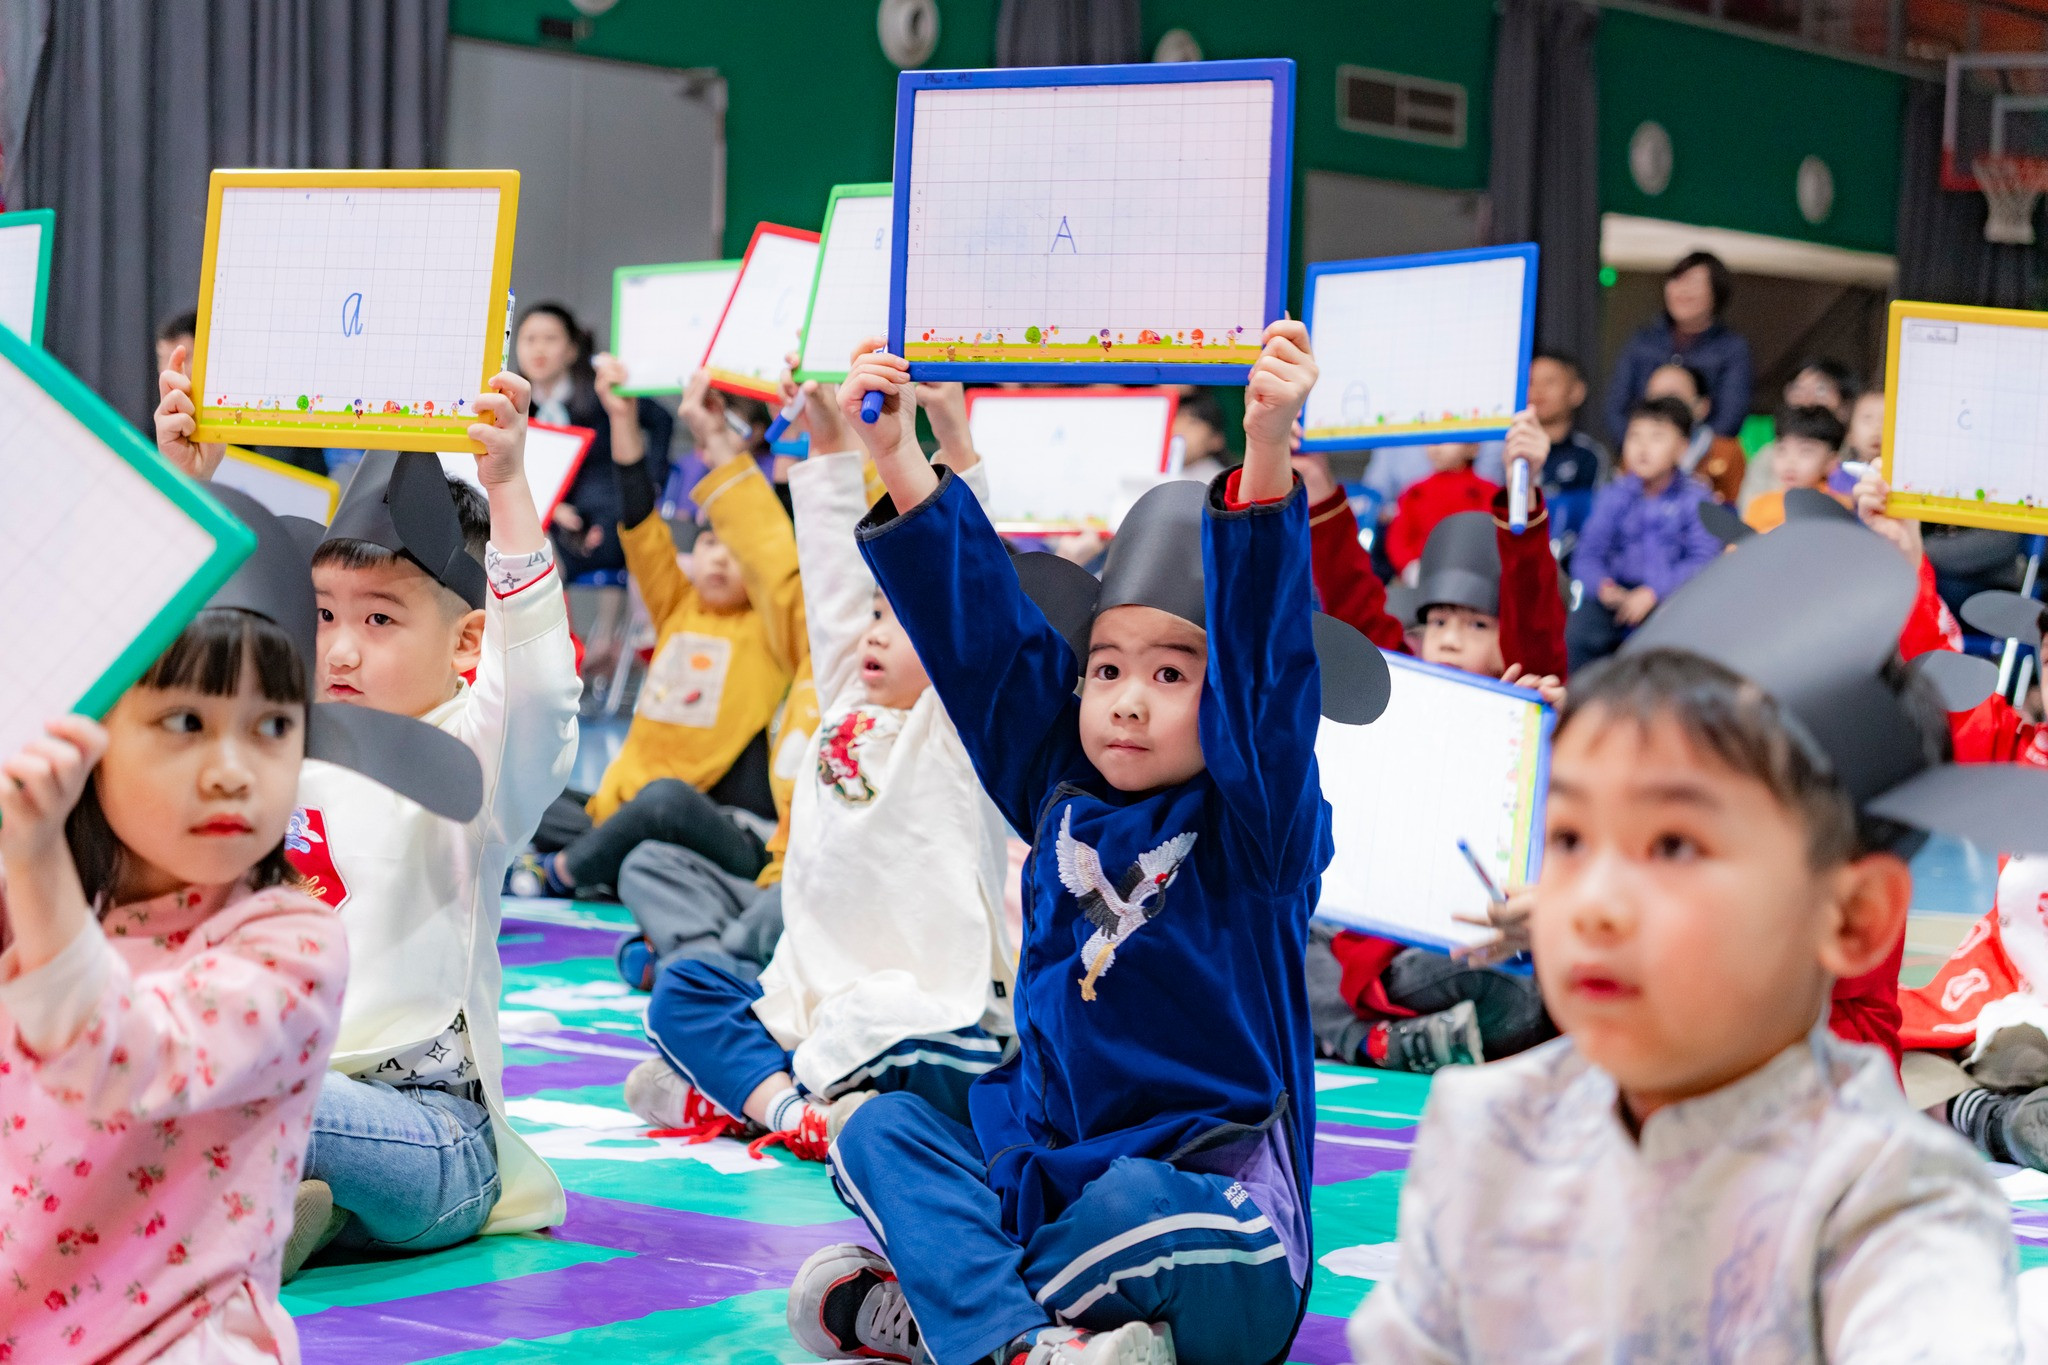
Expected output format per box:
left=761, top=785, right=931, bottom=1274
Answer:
left=784, top=323, right=1388, bottom=1365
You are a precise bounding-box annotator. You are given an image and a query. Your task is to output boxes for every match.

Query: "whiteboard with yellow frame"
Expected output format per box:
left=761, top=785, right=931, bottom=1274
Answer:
left=190, top=169, right=520, bottom=455
left=1883, top=299, right=2048, bottom=534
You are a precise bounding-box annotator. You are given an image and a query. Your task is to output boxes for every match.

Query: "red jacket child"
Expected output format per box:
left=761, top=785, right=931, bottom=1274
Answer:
left=1382, top=457, right=1500, bottom=575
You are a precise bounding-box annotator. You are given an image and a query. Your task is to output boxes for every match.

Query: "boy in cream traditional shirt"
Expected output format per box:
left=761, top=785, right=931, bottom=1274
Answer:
left=154, top=365, right=581, bottom=1272
left=1349, top=523, right=2040, bottom=1363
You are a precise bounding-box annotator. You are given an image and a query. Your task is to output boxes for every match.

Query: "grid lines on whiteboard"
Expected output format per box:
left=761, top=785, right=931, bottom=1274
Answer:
left=1305, top=257, right=1527, bottom=435
left=904, top=80, right=1271, bottom=341
left=204, top=187, right=498, bottom=412
left=1891, top=317, right=2048, bottom=506
left=801, top=196, right=894, bottom=375
left=0, top=360, right=216, bottom=760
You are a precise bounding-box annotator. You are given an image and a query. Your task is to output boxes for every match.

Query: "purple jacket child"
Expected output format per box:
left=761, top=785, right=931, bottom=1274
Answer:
left=1570, top=471, right=1722, bottom=603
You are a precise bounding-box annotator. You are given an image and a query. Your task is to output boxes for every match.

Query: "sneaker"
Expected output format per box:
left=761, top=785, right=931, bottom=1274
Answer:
left=281, top=1179, right=349, bottom=1282
left=748, top=1096, right=832, bottom=1162
left=1998, top=1085, right=2048, bottom=1170
left=1379, top=1001, right=1485, bottom=1074
left=787, top=1243, right=930, bottom=1364
left=1013, top=1323, right=1176, bottom=1365
left=505, top=851, right=549, bottom=899
left=615, top=933, right=656, bottom=991
left=623, top=1058, right=751, bottom=1143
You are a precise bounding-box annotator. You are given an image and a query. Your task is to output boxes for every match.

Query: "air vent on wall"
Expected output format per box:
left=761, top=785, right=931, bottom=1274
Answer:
left=1335, top=65, right=1467, bottom=149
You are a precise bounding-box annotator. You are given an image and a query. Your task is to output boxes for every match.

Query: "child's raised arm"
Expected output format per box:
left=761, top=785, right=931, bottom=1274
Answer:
left=466, top=369, right=546, bottom=556
left=152, top=346, right=226, bottom=481
left=1241, top=318, right=1314, bottom=502
left=837, top=340, right=936, bottom=510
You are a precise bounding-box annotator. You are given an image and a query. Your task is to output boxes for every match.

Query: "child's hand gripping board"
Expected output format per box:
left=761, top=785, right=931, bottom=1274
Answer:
left=438, top=420, right=595, bottom=523
left=189, top=169, right=520, bottom=454
left=1314, top=654, right=1552, bottom=956
left=964, top=387, right=1178, bottom=533
left=1301, top=244, right=1538, bottom=451
left=215, top=447, right=341, bottom=523
left=702, top=224, right=823, bottom=401
left=0, top=208, right=54, bottom=347
left=612, top=260, right=741, bottom=396
left=796, top=184, right=894, bottom=384
left=1883, top=300, right=2048, bottom=533
left=0, top=324, right=253, bottom=761
left=891, top=59, right=1294, bottom=386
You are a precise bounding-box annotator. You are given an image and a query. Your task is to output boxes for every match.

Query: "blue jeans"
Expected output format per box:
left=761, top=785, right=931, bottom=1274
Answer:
left=304, top=1073, right=501, bottom=1255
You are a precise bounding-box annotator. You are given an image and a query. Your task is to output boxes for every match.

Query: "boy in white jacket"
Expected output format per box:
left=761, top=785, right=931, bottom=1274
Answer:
left=624, top=376, right=1015, bottom=1162
left=154, top=366, right=582, bottom=1269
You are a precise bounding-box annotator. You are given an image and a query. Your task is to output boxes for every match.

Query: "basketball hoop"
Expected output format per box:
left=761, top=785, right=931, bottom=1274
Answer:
left=1974, top=155, right=2048, bottom=245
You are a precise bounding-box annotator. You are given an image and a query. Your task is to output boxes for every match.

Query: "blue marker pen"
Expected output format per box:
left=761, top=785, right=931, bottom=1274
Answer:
left=1508, top=458, right=1530, bottom=534
left=1455, top=838, right=1505, bottom=904
left=861, top=389, right=885, bottom=424
left=765, top=389, right=807, bottom=444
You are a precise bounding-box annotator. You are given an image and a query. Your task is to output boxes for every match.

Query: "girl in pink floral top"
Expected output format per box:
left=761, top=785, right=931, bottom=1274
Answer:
left=0, top=607, right=347, bottom=1364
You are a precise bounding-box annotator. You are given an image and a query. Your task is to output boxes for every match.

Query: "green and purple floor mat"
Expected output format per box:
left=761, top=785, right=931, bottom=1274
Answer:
left=285, top=897, right=2045, bottom=1362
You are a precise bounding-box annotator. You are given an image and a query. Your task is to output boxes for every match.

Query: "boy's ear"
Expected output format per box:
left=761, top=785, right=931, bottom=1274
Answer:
left=451, top=606, right=487, bottom=678
left=1818, top=851, right=1911, bottom=981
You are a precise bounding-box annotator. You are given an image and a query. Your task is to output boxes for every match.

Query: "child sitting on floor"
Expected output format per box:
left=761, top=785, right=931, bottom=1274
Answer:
left=154, top=364, right=581, bottom=1269
left=1349, top=520, right=2038, bottom=1361
left=787, top=322, right=1388, bottom=1365
left=0, top=488, right=475, bottom=1360
left=1565, top=395, right=1722, bottom=671
left=1744, top=405, right=1850, bottom=534
left=1381, top=441, right=1497, bottom=577
left=620, top=345, right=1015, bottom=1163
left=521, top=365, right=803, bottom=903
left=1294, top=414, right=1563, bottom=1072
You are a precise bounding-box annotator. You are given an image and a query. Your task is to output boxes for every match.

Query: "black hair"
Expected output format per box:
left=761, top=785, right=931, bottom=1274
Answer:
left=1628, top=394, right=1696, bottom=439
left=722, top=395, right=774, bottom=457
left=67, top=609, right=310, bottom=907
left=514, top=302, right=599, bottom=413
left=311, top=475, right=490, bottom=614
left=1793, top=357, right=1859, bottom=405
left=1651, top=359, right=1709, bottom=402
left=1178, top=390, right=1226, bottom=433
left=157, top=309, right=199, bottom=344
left=1666, top=251, right=1733, bottom=316
left=1776, top=404, right=1847, bottom=449
left=1557, top=648, right=1948, bottom=866
left=1531, top=348, right=1584, bottom=383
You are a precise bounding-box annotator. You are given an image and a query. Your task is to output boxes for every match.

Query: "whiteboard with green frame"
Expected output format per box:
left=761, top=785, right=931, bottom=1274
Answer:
left=796, top=184, right=893, bottom=383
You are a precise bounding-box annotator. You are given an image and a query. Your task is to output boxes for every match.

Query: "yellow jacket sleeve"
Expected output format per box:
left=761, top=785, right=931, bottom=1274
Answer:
left=619, top=507, right=696, bottom=627
left=693, top=461, right=808, bottom=679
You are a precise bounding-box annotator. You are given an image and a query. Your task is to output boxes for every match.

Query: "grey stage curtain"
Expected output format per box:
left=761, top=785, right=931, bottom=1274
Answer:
left=10, top=0, right=447, bottom=426
left=1896, top=80, right=2047, bottom=311
left=997, top=0, right=1141, bottom=67
left=1489, top=0, right=1601, bottom=385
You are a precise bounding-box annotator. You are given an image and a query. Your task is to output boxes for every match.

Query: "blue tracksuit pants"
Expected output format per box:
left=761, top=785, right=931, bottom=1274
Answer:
left=644, top=959, right=1003, bottom=1122
left=827, top=1091, right=1305, bottom=1365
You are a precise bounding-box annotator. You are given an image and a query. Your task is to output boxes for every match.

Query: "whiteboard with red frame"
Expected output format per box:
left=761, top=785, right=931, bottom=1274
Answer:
left=700, top=223, right=822, bottom=402
left=964, top=387, right=1179, bottom=533
left=439, top=420, right=595, bottom=524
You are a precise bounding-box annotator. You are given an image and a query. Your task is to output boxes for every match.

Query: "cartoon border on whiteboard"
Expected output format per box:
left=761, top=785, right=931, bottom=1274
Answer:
left=1299, top=243, right=1538, bottom=453
left=1881, top=298, right=2048, bottom=535
left=1311, top=651, right=1551, bottom=966
left=189, top=168, right=520, bottom=455
left=795, top=182, right=894, bottom=385
left=887, top=59, right=1296, bottom=387
left=700, top=221, right=823, bottom=402
left=963, top=385, right=1181, bottom=534
left=0, top=207, right=55, bottom=347
left=610, top=259, right=741, bottom=397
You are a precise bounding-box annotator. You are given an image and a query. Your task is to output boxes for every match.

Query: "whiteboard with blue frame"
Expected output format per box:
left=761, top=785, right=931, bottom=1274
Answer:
left=888, top=59, right=1294, bottom=386
left=1313, top=652, right=1551, bottom=959
left=1300, top=243, right=1538, bottom=452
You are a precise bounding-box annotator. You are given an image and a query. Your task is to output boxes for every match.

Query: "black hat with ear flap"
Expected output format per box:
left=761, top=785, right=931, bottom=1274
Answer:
left=1622, top=520, right=2048, bottom=854
left=1962, top=589, right=2048, bottom=645
left=323, top=451, right=488, bottom=610
left=1408, top=511, right=1500, bottom=625
left=1011, top=475, right=1393, bottom=725
left=204, top=485, right=485, bottom=824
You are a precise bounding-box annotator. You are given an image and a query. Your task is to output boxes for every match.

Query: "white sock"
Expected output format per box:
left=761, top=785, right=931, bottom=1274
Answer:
left=765, top=1087, right=807, bottom=1133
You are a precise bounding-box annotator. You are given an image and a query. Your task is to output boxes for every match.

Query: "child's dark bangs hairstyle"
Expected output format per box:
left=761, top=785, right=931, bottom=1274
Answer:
left=67, top=608, right=310, bottom=905
left=1556, top=648, right=1948, bottom=866
left=1629, top=395, right=1696, bottom=439
left=1776, top=404, right=1847, bottom=449
left=312, top=474, right=489, bottom=607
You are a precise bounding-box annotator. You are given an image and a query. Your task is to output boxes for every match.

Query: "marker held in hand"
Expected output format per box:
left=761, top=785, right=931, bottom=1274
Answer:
left=861, top=389, right=886, bottom=424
